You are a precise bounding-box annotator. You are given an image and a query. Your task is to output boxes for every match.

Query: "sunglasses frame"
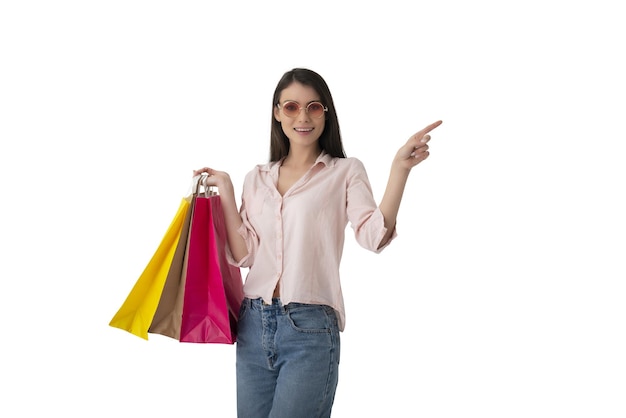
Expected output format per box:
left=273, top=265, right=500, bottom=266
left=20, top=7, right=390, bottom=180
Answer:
left=277, top=101, right=328, bottom=119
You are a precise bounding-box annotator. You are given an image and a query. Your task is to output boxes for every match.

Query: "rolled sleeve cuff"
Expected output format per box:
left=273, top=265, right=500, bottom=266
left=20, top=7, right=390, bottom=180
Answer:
left=374, top=223, right=397, bottom=253
left=225, top=223, right=255, bottom=268
left=355, top=208, right=398, bottom=253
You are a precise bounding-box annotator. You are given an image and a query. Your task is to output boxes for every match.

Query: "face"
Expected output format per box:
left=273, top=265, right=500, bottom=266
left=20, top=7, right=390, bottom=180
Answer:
left=274, top=82, right=326, bottom=150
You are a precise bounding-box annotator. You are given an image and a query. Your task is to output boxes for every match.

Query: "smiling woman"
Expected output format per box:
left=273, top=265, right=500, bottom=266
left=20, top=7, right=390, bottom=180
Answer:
left=2, top=0, right=624, bottom=416
left=193, top=68, right=442, bottom=417
left=272, top=82, right=329, bottom=160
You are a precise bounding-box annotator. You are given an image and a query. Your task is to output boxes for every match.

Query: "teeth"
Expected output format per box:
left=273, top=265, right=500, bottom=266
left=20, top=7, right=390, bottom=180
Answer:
left=295, top=128, right=313, bottom=132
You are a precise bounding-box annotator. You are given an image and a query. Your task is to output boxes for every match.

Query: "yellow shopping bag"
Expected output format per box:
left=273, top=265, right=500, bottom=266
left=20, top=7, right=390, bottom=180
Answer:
left=109, top=196, right=192, bottom=340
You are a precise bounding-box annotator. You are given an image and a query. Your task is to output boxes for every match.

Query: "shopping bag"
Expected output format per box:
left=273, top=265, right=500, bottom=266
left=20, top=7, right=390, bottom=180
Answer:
left=108, top=196, right=192, bottom=340
left=147, top=191, right=195, bottom=340
left=110, top=175, right=244, bottom=344
left=180, top=193, right=244, bottom=344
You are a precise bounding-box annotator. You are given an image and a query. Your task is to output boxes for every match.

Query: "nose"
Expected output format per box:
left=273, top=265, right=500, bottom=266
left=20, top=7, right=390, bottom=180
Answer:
left=297, top=107, right=311, bottom=122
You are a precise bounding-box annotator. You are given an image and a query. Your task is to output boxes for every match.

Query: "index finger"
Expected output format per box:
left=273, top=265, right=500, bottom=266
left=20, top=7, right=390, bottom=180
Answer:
left=419, top=120, right=443, bottom=136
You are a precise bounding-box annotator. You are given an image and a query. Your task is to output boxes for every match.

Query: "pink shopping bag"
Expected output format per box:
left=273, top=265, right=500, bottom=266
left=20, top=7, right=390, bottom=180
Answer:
left=180, top=194, right=244, bottom=344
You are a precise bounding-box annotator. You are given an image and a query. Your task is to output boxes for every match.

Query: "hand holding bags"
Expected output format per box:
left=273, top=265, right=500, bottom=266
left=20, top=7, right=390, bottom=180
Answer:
left=109, top=176, right=244, bottom=344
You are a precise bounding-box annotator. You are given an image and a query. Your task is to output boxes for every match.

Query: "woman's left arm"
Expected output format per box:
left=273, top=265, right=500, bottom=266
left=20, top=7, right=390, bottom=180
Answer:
left=378, top=120, right=443, bottom=248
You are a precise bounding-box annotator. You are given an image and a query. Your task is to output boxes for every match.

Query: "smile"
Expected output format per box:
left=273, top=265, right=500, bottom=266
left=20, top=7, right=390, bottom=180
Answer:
left=294, top=128, right=313, bottom=132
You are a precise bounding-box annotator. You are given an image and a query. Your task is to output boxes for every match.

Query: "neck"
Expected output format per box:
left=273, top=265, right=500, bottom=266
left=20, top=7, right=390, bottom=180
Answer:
left=283, top=146, right=321, bottom=168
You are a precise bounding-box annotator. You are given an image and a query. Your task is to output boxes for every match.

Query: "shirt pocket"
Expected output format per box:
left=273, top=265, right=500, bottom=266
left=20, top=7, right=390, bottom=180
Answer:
left=245, top=186, right=273, bottom=218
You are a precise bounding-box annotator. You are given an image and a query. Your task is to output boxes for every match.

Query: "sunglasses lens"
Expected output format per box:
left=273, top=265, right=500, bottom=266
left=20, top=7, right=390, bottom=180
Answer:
left=281, top=101, right=326, bottom=118
left=282, top=101, right=300, bottom=117
left=307, top=102, right=325, bottom=118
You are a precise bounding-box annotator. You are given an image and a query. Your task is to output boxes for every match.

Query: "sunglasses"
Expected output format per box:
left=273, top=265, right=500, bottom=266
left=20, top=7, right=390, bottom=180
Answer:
left=277, top=101, right=328, bottom=119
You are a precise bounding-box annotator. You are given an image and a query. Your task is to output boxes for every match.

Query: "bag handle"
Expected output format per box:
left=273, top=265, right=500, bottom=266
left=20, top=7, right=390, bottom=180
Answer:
left=192, top=174, right=218, bottom=197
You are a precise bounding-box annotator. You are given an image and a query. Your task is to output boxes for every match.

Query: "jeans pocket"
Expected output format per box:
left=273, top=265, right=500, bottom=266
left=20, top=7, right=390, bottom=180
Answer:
left=286, top=304, right=332, bottom=333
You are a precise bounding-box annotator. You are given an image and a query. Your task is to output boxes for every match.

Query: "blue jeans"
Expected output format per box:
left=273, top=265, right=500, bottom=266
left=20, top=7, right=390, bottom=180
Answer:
left=236, top=298, right=341, bottom=418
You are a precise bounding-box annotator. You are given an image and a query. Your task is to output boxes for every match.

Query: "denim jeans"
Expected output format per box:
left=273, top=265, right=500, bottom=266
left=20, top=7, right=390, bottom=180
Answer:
left=236, top=298, right=341, bottom=418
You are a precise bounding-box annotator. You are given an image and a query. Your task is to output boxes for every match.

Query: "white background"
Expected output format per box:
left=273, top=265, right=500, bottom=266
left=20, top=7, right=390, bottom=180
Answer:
left=1, top=1, right=624, bottom=417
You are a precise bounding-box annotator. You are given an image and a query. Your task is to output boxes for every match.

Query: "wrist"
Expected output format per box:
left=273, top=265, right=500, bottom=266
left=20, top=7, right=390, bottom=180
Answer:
left=391, top=159, right=412, bottom=176
left=218, top=182, right=235, bottom=198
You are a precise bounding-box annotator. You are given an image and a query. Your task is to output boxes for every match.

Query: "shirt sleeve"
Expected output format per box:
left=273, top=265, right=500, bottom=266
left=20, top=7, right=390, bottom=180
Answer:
left=225, top=220, right=256, bottom=268
left=346, top=159, right=397, bottom=253
left=225, top=172, right=259, bottom=268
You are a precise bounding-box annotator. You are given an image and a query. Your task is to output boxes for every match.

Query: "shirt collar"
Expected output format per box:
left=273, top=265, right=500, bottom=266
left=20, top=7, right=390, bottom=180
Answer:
left=262, top=150, right=336, bottom=173
left=316, top=150, right=335, bottom=167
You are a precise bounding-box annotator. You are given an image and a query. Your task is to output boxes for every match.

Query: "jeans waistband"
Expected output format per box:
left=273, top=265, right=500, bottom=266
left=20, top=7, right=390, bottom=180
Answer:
left=244, top=297, right=284, bottom=310
left=244, top=297, right=334, bottom=313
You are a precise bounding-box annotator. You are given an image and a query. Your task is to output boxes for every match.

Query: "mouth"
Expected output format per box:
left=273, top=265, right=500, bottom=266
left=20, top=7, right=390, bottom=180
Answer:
left=294, top=127, right=314, bottom=133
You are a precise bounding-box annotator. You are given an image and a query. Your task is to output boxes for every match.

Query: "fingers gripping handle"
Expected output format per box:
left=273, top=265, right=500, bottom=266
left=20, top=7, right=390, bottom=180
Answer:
left=190, top=173, right=218, bottom=197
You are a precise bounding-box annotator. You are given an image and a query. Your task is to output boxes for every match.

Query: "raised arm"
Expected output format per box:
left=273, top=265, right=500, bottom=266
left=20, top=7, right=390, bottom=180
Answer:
left=193, top=167, right=248, bottom=263
left=378, top=120, right=443, bottom=248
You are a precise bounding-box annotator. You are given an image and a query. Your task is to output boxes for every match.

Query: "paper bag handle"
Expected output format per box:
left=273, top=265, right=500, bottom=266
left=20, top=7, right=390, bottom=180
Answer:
left=192, top=174, right=218, bottom=197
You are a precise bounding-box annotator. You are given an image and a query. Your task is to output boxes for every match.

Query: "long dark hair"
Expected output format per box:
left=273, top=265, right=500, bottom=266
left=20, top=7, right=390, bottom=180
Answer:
left=270, top=68, right=346, bottom=162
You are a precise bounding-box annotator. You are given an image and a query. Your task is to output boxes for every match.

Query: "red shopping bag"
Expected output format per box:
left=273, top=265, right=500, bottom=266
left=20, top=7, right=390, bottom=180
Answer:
left=180, top=194, right=244, bottom=344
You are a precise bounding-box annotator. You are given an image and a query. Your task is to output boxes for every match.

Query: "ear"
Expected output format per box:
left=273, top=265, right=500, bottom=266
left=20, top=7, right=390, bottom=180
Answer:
left=274, top=105, right=281, bottom=122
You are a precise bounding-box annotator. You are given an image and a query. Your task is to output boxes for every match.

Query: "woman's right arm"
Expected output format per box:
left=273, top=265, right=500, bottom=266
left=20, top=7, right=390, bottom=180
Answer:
left=193, top=167, right=249, bottom=263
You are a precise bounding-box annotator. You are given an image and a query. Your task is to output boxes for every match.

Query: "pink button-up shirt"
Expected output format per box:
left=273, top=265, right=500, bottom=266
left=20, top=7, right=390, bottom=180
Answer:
left=230, top=151, right=396, bottom=331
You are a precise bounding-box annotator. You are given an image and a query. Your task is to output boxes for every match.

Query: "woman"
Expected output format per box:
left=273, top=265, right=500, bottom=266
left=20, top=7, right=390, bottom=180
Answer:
left=194, top=68, right=441, bottom=417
